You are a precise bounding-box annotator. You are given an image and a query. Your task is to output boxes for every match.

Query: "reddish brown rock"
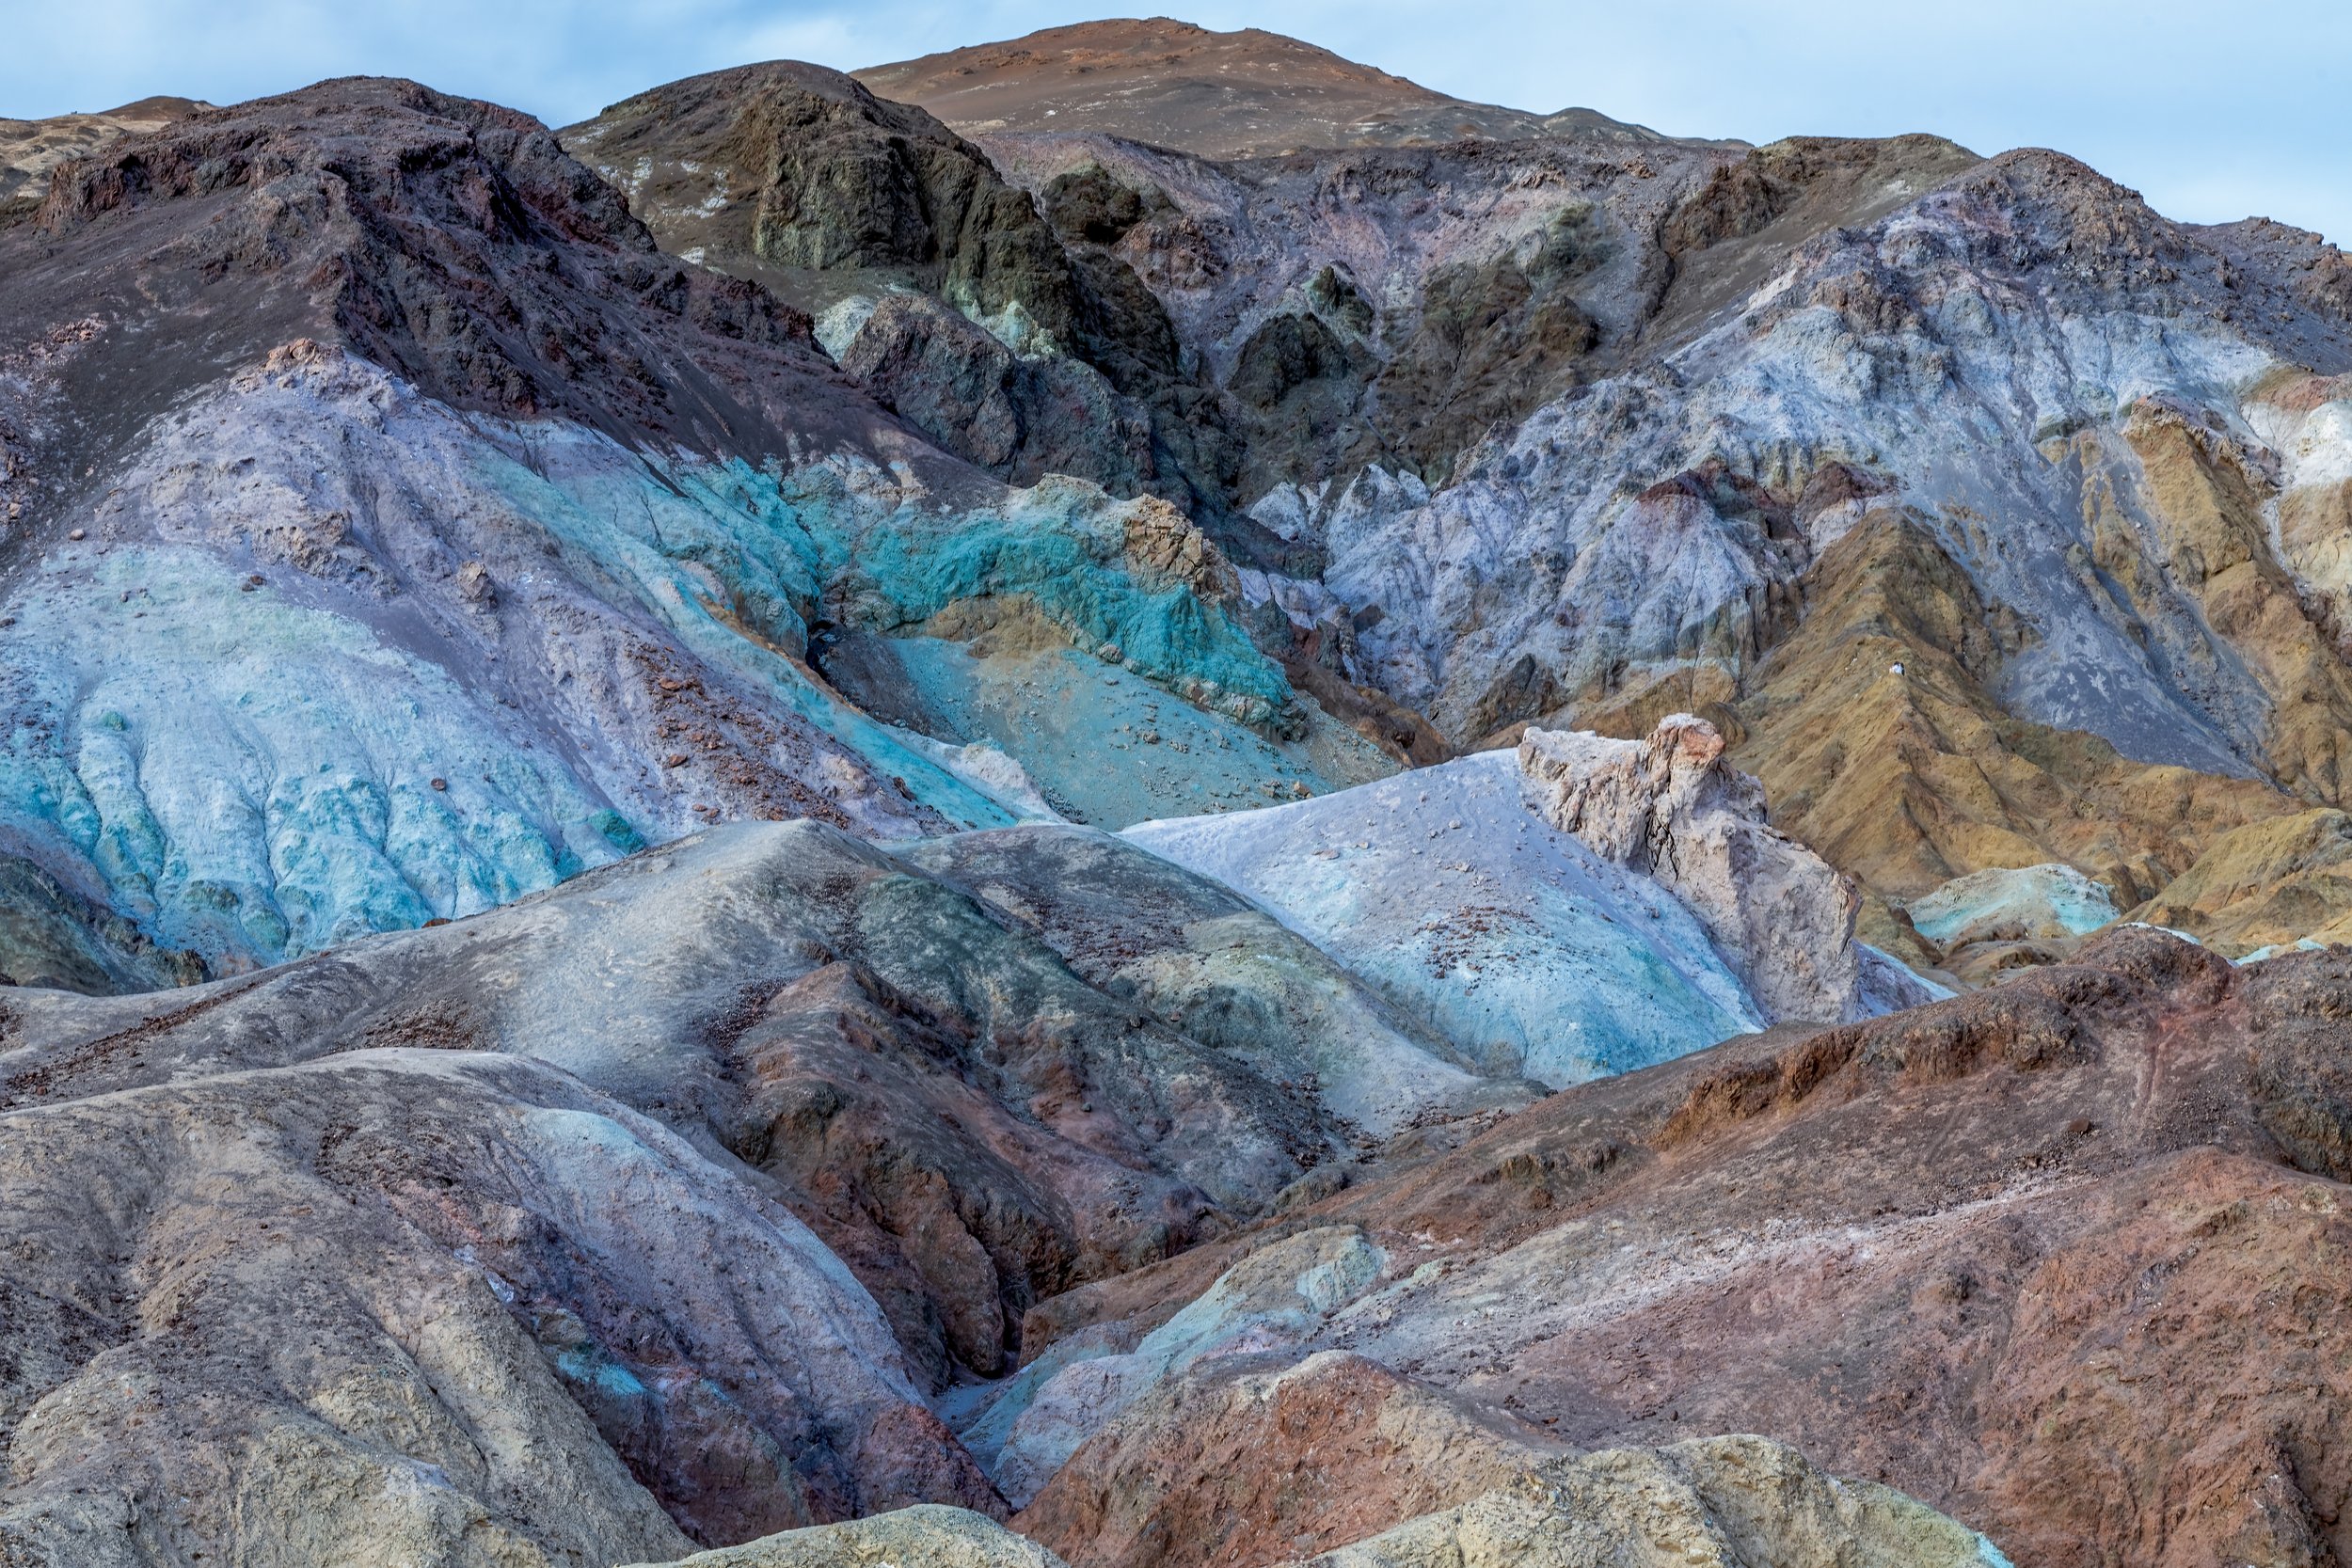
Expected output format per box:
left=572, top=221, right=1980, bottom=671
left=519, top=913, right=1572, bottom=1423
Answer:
left=1019, top=928, right=2352, bottom=1568
left=1014, top=1352, right=1561, bottom=1568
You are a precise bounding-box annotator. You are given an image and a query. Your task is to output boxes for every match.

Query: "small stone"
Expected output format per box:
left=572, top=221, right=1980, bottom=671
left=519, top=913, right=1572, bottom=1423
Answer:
left=67, top=528, right=86, bottom=541
left=429, top=778, right=448, bottom=791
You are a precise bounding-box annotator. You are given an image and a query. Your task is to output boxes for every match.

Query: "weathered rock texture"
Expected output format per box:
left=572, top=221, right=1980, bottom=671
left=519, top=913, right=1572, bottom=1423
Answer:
left=1723, top=513, right=2299, bottom=912
left=6, top=30, right=2352, bottom=1568
left=1017, top=927, right=2352, bottom=1568
left=560, top=62, right=1241, bottom=531
left=1016, top=1350, right=2002, bottom=1568
left=0, top=1046, right=973, bottom=1563
left=0, top=78, right=1362, bottom=980
left=2122, top=808, right=2352, bottom=956
left=0, top=816, right=1519, bottom=1420
left=931, top=61, right=2352, bottom=962
left=0, top=850, right=203, bottom=993
left=1519, top=717, right=1863, bottom=1022
left=0, top=813, right=1994, bottom=1566
left=1286, top=1435, right=2004, bottom=1568
left=620, top=1506, right=1066, bottom=1568
left=1125, top=751, right=1767, bottom=1087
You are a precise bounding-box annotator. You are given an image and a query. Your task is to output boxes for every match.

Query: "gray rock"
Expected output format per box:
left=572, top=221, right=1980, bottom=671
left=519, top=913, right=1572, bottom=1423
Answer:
left=1520, top=717, right=1863, bottom=1023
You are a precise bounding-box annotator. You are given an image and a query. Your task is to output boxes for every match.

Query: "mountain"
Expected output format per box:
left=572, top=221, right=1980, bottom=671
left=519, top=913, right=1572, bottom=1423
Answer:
left=851, top=19, right=1711, bottom=160
left=857, top=55, right=2352, bottom=980
left=6, top=17, right=2352, bottom=1567
left=570, top=35, right=2352, bottom=975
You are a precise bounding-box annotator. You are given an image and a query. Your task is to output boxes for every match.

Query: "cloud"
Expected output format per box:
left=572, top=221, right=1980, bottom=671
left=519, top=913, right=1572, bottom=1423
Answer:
left=3, top=0, right=2344, bottom=242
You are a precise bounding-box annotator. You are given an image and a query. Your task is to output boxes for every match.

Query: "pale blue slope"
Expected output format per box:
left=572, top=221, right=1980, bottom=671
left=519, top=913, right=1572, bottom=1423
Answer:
left=1126, top=750, right=1763, bottom=1086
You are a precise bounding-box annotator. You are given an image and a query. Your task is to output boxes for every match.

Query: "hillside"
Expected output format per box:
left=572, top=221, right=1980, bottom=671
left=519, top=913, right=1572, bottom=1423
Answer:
left=3, top=21, right=2352, bottom=1567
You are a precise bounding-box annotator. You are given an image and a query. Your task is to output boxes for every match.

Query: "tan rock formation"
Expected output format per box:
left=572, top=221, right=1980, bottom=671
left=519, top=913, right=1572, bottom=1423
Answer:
left=1013, top=1351, right=1567, bottom=1567
left=1290, top=1436, right=2001, bottom=1568
left=2094, top=397, right=2352, bottom=804
left=2124, top=808, right=2352, bottom=955
left=852, top=20, right=1697, bottom=160
left=1729, top=514, right=2294, bottom=909
left=1015, top=928, right=2352, bottom=1568
left=1016, top=1348, right=1999, bottom=1568
left=0, top=97, right=202, bottom=203
left=618, top=1506, right=1065, bottom=1568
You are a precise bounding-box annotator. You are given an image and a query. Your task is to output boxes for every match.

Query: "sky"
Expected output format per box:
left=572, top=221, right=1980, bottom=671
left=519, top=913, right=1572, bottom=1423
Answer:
left=5, top=0, right=2346, bottom=245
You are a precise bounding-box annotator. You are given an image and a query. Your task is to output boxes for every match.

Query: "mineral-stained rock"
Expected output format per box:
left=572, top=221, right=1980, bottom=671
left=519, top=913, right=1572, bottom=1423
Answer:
left=961, top=88, right=2352, bottom=945
left=900, top=824, right=1530, bottom=1138
left=829, top=291, right=1155, bottom=492
left=0, top=850, right=202, bottom=994
left=1015, top=927, right=2352, bottom=1568
left=1012, top=1351, right=1564, bottom=1565
left=618, top=1506, right=1066, bottom=1568
left=1124, top=750, right=1769, bottom=1086
left=560, top=61, right=1238, bottom=525
left=0, top=1050, right=981, bottom=1562
left=0, top=818, right=1521, bottom=1402
left=2, top=121, right=1322, bottom=977
left=1518, top=717, right=1863, bottom=1023
left=0, top=816, right=1502, bottom=1557
left=12, top=34, right=2352, bottom=1568
left=560, top=62, right=1084, bottom=351
left=1902, top=863, right=2119, bottom=949
left=1725, top=514, right=2301, bottom=918
left=961, top=1226, right=1388, bottom=1507
left=1014, top=1346, right=2004, bottom=1568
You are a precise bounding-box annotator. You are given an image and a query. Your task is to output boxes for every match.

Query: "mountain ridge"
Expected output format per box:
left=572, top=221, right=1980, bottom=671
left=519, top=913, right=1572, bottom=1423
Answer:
left=852, top=17, right=1737, bottom=160
left=4, top=21, right=2352, bottom=1568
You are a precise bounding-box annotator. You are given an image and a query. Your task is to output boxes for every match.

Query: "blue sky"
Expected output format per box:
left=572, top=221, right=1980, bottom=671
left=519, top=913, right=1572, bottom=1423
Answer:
left=8, top=0, right=2346, bottom=244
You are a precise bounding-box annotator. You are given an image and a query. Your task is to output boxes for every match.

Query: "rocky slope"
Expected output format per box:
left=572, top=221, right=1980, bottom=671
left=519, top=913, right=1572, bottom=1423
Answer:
left=1002, top=928, right=2352, bottom=1568
left=1123, top=717, right=1931, bottom=1088
left=1, top=816, right=1982, bottom=1566
left=0, top=77, right=1409, bottom=985
left=570, top=31, right=2352, bottom=967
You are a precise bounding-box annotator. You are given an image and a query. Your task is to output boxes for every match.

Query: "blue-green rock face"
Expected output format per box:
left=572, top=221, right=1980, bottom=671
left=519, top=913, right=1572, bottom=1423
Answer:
left=1125, top=751, right=1766, bottom=1088
left=0, top=546, right=622, bottom=964
left=840, top=477, right=1296, bottom=733
left=0, top=355, right=1318, bottom=974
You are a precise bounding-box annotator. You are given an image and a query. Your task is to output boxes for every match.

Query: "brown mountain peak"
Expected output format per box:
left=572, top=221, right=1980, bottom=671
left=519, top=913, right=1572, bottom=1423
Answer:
left=854, top=16, right=1695, bottom=159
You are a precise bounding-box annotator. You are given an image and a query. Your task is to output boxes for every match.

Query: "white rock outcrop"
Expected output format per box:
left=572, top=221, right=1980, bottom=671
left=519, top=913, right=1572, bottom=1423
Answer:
left=1518, top=716, right=1864, bottom=1023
